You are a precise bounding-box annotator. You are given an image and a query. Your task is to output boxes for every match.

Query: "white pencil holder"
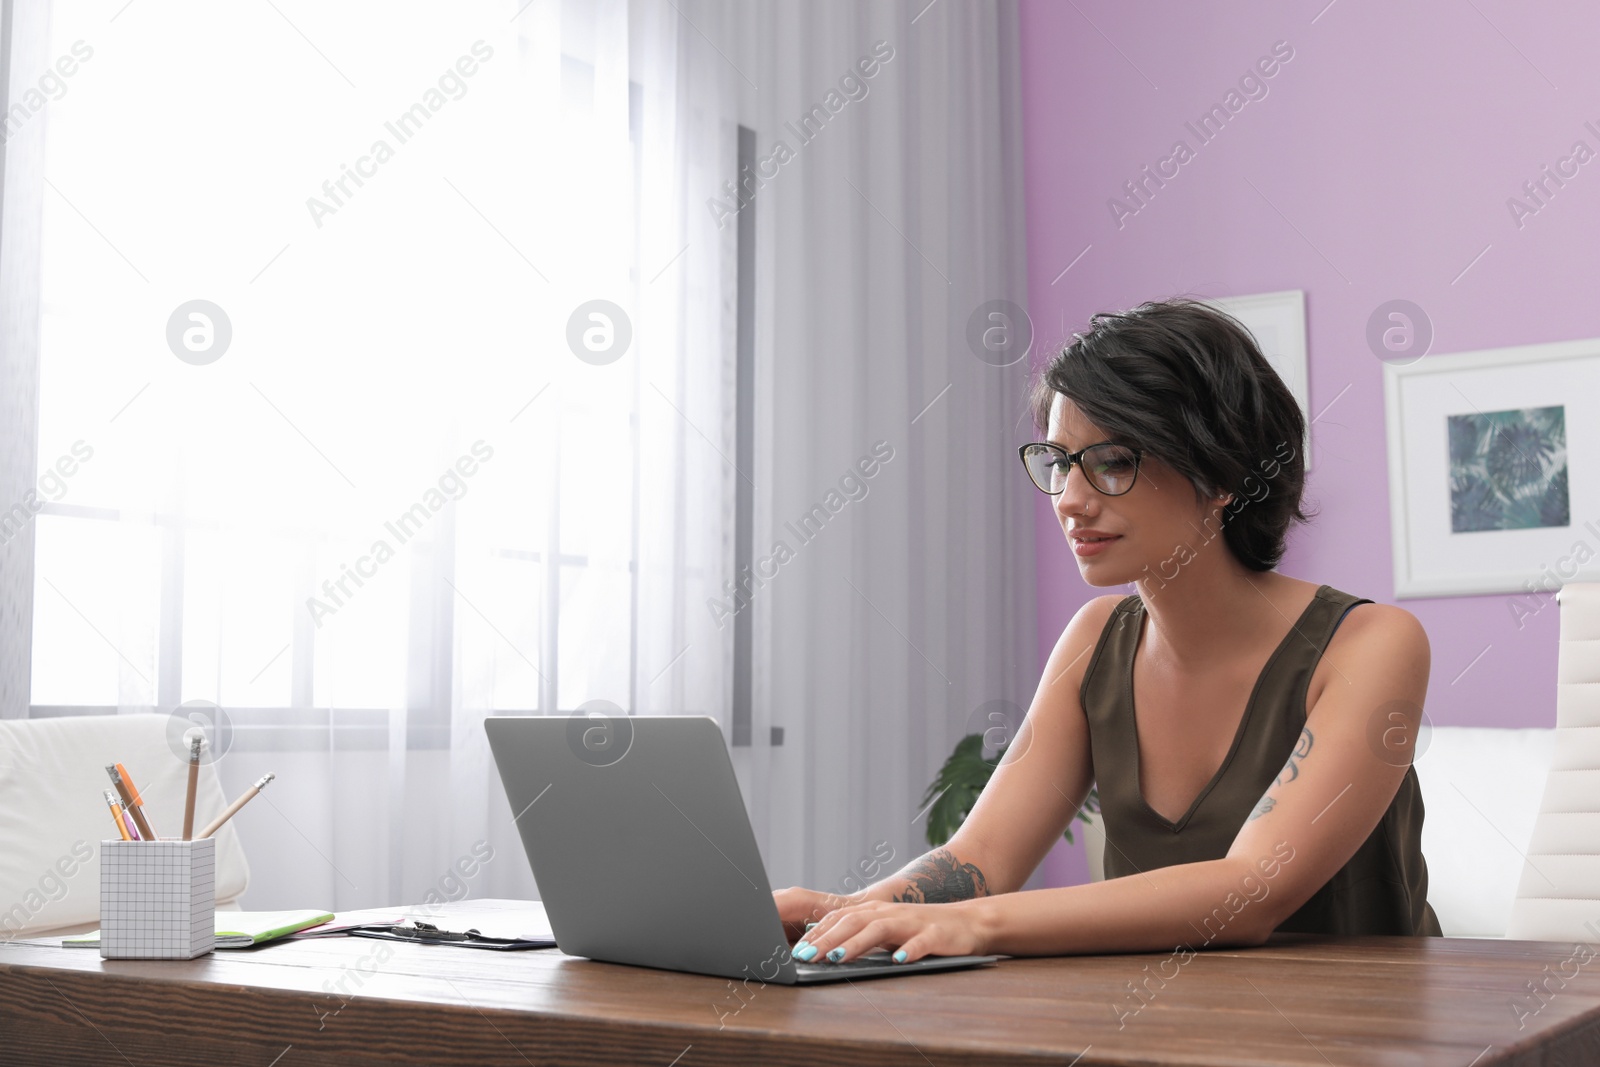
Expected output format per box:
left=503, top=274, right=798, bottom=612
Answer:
left=99, top=838, right=216, bottom=959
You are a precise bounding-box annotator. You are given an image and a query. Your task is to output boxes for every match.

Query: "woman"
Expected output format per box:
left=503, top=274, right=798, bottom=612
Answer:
left=775, top=298, right=1441, bottom=966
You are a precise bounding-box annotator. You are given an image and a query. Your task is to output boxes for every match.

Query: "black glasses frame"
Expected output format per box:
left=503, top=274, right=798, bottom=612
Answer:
left=1018, top=441, right=1144, bottom=496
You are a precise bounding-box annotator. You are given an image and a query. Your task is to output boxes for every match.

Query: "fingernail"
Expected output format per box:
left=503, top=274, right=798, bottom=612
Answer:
left=804, top=921, right=818, bottom=932
left=795, top=938, right=811, bottom=951
left=826, top=947, right=845, bottom=962
left=795, top=943, right=818, bottom=962
left=892, top=949, right=907, bottom=963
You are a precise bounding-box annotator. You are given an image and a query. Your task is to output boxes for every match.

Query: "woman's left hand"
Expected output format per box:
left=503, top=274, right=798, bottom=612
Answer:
left=793, top=898, right=989, bottom=964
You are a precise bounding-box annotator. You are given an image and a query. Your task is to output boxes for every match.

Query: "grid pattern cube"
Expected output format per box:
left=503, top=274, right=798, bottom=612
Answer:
left=100, top=838, right=216, bottom=959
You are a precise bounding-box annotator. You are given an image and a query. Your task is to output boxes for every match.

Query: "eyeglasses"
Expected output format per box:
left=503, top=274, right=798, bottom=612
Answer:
left=1018, top=441, right=1144, bottom=496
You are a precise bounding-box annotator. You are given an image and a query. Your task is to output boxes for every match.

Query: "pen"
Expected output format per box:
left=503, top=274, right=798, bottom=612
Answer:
left=104, top=789, right=132, bottom=842
left=199, top=773, right=275, bottom=839
left=106, top=764, right=157, bottom=842
left=182, top=733, right=204, bottom=840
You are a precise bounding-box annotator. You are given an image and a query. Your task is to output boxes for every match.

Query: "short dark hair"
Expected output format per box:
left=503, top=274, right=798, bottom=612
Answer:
left=1028, top=297, right=1314, bottom=572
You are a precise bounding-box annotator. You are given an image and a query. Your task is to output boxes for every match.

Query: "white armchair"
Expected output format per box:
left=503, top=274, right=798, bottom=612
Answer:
left=0, top=713, right=250, bottom=938
left=1507, top=582, right=1600, bottom=940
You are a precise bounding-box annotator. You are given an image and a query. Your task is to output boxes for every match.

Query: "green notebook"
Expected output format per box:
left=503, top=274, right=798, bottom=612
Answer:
left=63, top=909, right=335, bottom=949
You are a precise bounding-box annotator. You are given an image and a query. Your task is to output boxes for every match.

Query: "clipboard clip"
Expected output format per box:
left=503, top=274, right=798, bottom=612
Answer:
left=346, top=919, right=554, bottom=950
left=381, top=921, right=512, bottom=945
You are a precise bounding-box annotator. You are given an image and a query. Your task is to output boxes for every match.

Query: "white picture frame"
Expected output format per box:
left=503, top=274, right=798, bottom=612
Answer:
left=1203, top=289, right=1311, bottom=471
left=1384, top=336, right=1600, bottom=599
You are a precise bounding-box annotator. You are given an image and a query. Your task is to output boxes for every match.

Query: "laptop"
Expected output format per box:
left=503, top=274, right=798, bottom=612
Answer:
left=484, top=714, right=1001, bottom=984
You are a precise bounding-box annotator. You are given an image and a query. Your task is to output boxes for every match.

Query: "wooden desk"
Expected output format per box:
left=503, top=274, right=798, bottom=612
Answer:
left=4, top=901, right=1600, bottom=1066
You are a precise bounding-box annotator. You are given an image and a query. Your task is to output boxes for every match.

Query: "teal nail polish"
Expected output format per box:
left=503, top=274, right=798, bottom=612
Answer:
left=892, top=949, right=907, bottom=963
left=796, top=943, right=818, bottom=961
left=795, top=938, right=811, bottom=951
left=826, top=947, right=845, bottom=962
left=804, top=921, right=818, bottom=932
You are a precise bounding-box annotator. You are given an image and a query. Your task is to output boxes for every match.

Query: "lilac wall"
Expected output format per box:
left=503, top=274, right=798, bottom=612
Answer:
left=1020, top=0, right=1594, bottom=887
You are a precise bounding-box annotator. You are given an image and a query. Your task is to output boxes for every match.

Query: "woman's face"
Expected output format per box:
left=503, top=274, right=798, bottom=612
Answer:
left=1046, top=393, right=1231, bottom=587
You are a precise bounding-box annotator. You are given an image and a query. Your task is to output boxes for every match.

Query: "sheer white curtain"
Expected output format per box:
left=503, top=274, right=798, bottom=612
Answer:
left=10, top=0, right=1037, bottom=907
left=19, top=0, right=737, bottom=908
left=726, top=1, right=1041, bottom=892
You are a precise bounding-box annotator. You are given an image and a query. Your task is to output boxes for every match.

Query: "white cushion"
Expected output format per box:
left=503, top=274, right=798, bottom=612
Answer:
left=1084, top=810, right=1106, bottom=884
left=0, top=714, right=250, bottom=937
left=1416, top=726, right=1554, bottom=937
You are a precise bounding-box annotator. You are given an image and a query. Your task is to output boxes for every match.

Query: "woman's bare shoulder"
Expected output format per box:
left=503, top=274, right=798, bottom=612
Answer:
left=1313, top=598, right=1430, bottom=702
left=1075, top=591, right=1135, bottom=639
left=1040, top=592, right=1134, bottom=690
left=1332, top=599, right=1428, bottom=648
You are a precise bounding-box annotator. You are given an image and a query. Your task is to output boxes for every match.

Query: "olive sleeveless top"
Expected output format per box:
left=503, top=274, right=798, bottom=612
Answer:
left=1080, top=584, right=1442, bottom=937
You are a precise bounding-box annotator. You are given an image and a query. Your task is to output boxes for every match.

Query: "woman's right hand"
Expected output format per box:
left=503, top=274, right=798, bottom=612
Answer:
left=773, top=886, right=867, bottom=944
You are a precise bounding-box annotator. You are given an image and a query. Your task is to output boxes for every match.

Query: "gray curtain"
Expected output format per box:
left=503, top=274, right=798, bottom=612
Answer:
left=725, top=0, right=1040, bottom=892
left=0, top=0, right=46, bottom=720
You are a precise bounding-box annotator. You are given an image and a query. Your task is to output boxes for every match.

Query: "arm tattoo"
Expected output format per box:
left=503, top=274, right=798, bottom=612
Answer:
left=1249, top=728, right=1314, bottom=822
left=1274, top=727, right=1314, bottom=787
left=890, top=848, right=991, bottom=903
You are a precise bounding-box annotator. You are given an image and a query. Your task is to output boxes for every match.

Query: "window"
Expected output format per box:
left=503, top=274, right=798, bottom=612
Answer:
left=26, top=2, right=730, bottom=746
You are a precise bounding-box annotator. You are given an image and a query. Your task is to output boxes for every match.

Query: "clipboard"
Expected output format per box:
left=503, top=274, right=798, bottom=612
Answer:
left=348, top=920, right=555, bottom=951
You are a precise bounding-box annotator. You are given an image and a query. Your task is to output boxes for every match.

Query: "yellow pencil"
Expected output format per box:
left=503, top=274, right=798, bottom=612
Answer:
left=104, top=789, right=132, bottom=842
left=106, top=764, right=156, bottom=841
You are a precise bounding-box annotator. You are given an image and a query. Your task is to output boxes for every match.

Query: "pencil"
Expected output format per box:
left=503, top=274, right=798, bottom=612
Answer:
left=199, top=773, right=275, bottom=839
left=104, top=789, right=132, bottom=842
left=181, top=734, right=204, bottom=840
left=106, top=764, right=157, bottom=842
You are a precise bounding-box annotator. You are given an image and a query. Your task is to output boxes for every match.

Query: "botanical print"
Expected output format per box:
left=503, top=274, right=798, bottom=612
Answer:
left=1448, top=406, right=1569, bottom=533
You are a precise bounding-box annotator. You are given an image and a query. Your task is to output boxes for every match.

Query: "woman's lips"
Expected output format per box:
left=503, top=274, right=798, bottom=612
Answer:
left=1071, top=534, right=1121, bottom=558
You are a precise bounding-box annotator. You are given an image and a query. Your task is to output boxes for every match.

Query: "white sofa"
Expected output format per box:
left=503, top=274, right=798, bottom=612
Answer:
left=0, top=713, right=250, bottom=938
left=1081, top=726, right=1555, bottom=938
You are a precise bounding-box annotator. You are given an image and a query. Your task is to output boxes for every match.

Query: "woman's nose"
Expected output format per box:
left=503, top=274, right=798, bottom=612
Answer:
left=1054, top=462, right=1096, bottom=521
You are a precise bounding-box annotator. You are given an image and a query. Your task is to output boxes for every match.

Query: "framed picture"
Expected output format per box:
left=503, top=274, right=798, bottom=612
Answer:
left=1384, top=336, right=1600, bottom=599
left=1203, top=289, right=1311, bottom=470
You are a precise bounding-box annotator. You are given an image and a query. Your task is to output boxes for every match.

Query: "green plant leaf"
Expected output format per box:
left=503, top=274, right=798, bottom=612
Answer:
left=922, top=732, right=1099, bottom=849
